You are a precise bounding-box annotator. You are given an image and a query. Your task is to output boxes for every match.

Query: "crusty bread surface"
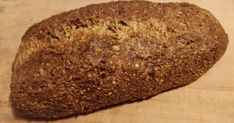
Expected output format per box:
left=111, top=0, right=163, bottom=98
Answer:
left=11, top=1, right=228, bottom=119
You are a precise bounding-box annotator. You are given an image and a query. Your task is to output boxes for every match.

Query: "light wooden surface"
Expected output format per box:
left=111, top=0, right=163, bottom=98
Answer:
left=0, top=0, right=234, bottom=123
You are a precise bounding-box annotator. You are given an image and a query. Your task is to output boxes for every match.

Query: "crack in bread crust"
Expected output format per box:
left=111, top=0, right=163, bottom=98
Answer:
left=14, top=18, right=168, bottom=69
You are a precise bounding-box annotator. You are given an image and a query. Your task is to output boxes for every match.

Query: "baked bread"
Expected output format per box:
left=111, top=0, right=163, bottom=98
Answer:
left=11, top=1, right=228, bottom=119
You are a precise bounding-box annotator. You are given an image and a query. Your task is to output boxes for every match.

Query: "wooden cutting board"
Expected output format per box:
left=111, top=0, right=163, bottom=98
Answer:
left=0, top=0, right=234, bottom=123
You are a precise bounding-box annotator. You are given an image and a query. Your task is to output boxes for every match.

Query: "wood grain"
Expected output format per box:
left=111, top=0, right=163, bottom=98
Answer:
left=0, top=0, right=234, bottom=123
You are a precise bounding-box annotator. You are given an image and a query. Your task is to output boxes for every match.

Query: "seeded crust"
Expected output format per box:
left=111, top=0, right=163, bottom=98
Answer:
left=10, top=1, right=228, bottom=119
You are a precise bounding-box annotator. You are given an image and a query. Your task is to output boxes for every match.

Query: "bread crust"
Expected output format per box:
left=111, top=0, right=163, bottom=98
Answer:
left=11, top=1, right=228, bottom=119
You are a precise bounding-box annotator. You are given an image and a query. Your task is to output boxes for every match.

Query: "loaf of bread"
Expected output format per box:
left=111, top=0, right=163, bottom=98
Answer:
left=11, top=1, right=228, bottom=119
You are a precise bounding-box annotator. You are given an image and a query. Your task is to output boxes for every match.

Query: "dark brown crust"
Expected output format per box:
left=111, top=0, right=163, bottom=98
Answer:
left=11, top=1, right=228, bottom=119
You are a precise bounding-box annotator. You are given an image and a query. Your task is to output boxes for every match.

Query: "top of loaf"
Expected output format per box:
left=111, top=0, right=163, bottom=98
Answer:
left=13, top=1, right=228, bottom=72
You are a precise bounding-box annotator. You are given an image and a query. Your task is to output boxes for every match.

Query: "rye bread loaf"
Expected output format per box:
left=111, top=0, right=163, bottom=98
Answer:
left=11, top=1, right=228, bottom=119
